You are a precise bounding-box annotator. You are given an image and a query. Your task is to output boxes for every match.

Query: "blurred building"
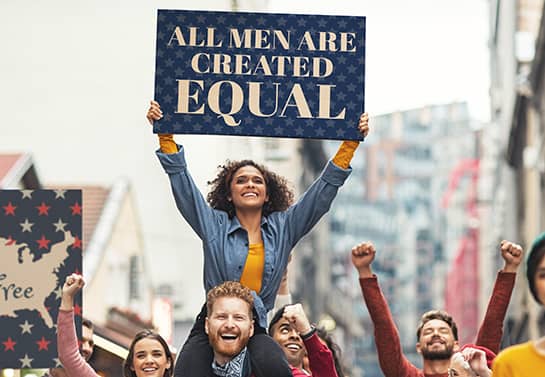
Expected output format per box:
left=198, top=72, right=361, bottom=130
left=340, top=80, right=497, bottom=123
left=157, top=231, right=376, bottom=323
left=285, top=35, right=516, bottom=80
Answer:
left=0, top=154, right=156, bottom=377
left=485, top=0, right=545, bottom=344
left=312, top=103, right=479, bottom=376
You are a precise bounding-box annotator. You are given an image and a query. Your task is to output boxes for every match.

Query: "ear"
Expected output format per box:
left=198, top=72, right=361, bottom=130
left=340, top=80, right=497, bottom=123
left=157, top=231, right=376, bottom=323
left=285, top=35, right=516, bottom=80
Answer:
left=166, top=357, right=172, bottom=370
left=265, top=193, right=269, bottom=202
left=249, top=320, right=254, bottom=338
left=205, top=317, right=210, bottom=335
left=416, top=341, right=422, bottom=354
left=453, top=340, right=460, bottom=352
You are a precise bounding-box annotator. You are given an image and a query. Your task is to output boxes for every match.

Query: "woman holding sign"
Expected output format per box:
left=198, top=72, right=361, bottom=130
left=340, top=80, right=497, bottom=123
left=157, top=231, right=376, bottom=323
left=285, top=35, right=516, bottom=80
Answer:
left=147, top=100, right=369, bottom=377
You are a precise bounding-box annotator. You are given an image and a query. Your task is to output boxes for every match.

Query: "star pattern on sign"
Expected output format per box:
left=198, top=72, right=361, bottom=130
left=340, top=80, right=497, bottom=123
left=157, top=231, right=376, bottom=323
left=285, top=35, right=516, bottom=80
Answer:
left=21, top=190, right=34, bottom=199
left=20, top=354, right=33, bottom=368
left=155, top=10, right=365, bottom=140
left=53, top=218, right=67, bottom=232
left=70, top=202, right=82, bottom=215
left=0, top=189, right=82, bottom=368
left=36, top=202, right=51, bottom=215
left=36, top=336, right=51, bottom=351
left=20, top=218, right=34, bottom=232
left=19, top=320, right=34, bottom=334
left=3, top=337, right=16, bottom=351
left=54, top=189, right=67, bottom=199
left=3, top=201, right=16, bottom=215
left=72, top=236, right=82, bottom=249
left=36, top=235, right=51, bottom=250
left=53, top=357, right=62, bottom=367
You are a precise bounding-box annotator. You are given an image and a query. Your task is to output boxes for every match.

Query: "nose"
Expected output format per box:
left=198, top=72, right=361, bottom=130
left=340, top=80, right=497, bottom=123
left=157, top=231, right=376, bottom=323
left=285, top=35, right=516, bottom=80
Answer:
left=80, top=341, right=92, bottom=356
left=288, top=329, right=301, bottom=341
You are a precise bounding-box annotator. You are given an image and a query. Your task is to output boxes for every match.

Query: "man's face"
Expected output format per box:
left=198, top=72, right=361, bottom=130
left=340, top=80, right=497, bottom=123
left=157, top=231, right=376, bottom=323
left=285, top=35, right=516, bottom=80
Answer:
left=80, top=325, right=94, bottom=361
left=205, top=297, right=254, bottom=365
left=416, top=319, right=458, bottom=360
left=270, top=318, right=306, bottom=369
left=535, top=255, right=545, bottom=305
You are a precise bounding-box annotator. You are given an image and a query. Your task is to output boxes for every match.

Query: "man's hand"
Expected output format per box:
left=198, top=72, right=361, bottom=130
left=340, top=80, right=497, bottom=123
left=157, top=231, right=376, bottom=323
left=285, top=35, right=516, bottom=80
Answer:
left=146, top=100, right=163, bottom=125
left=358, top=113, right=369, bottom=138
left=500, top=240, right=523, bottom=273
left=60, top=273, right=85, bottom=311
left=461, top=347, right=491, bottom=377
left=351, top=242, right=375, bottom=278
left=283, top=303, right=312, bottom=335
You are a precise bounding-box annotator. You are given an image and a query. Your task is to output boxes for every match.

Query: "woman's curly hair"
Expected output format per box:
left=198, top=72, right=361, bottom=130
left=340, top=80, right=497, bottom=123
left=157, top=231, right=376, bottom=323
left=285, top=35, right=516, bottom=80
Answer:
left=207, top=159, right=294, bottom=218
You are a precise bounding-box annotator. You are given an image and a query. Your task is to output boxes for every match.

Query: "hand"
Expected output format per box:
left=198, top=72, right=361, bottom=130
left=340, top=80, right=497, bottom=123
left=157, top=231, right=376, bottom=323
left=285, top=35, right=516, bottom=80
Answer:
left=146, top=100, right=163, bottom=125
left=358, top=113, right=369, bottom=138
left=500, top=240, right=523, bottom=273
left=461, top=347, right=491, bottom=377
left=60, top=273, right=85, bottom=311
left=283, top=303, right=312, bottom=335
left=351, top=242, right=375, bottom=278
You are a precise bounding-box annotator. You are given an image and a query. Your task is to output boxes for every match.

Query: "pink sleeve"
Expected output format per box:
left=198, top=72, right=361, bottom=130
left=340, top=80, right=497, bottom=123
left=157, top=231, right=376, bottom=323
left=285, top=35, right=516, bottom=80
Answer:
left=57, top=310, right=99, bottom=377
left=359, top=277, right=422, bottom=377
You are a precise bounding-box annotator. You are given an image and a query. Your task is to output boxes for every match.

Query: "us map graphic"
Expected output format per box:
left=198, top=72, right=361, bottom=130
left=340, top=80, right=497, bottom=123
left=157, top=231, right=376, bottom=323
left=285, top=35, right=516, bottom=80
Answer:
left=0, top=190, right=82, bottom=369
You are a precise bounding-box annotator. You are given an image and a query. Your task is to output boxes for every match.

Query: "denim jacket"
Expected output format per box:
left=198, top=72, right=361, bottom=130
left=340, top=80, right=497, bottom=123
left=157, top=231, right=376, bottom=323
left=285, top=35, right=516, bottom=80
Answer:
left=156, top=144, right=351, bottom=328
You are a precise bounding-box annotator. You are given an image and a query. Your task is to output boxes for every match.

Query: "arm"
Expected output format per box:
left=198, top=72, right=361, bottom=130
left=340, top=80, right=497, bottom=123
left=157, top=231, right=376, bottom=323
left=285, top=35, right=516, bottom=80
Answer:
left=57, top=274, right=98, bottom=377
left=352, top=243, right=419, bottom=377
left=147, top=101, right=220, bottom=240
left=282, top=114, right=368, bottom=244
left=303, top=333, right=338, bottom=377
left=475, top=241, right=522, bottom=353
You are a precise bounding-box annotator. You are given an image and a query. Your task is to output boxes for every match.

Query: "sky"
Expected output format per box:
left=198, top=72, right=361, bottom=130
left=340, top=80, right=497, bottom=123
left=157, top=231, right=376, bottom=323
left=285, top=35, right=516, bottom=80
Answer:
left=268, top=0, right=491, bottom=122
left=0, top=0, right=492, bottom=320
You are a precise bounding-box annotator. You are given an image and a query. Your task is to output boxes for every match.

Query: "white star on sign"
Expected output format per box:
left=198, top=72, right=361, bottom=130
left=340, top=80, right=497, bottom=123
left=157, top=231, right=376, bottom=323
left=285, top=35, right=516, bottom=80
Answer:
left=20, top=354, right=33, bottom=368
left=53, top=358, right=62, bottom=367
left=19, top=320, right=34, bottom=334
left=53, top=218, right=67, bottom=232
left=54, top=189, right=67, bottom=199
left=20, top=218, right=34, bottom=232
left=21, top=189, right=33, bottom=199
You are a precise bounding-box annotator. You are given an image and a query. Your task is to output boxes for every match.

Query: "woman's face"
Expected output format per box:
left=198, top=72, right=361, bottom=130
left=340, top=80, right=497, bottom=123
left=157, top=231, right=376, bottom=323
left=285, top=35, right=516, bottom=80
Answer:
left=229, top=165, right=269, bottom=212
left=131, top=338, right=171, bottom=377
left=535, top=254, right=545, bottom=305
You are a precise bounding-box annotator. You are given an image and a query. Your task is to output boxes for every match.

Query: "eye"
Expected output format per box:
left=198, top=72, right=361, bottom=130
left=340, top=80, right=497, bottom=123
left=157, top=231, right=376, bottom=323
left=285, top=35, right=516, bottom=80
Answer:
left=152, top=351, right=164, bottom=358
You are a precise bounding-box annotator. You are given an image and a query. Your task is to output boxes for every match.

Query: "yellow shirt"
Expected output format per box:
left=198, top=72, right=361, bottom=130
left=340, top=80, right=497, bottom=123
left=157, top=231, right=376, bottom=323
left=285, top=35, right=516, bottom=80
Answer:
left=492, top=341, right=545, bottom=376
left=239, top=243, right=265, bottom=293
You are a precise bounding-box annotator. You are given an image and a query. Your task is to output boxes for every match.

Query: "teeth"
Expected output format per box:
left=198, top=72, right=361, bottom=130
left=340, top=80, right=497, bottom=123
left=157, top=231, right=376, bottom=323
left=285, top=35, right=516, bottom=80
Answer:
left=286, top=344, right=300, bottom=350
left=243, top=193, right=257, bottom=197
left=143, top=368, right=157, bottom=372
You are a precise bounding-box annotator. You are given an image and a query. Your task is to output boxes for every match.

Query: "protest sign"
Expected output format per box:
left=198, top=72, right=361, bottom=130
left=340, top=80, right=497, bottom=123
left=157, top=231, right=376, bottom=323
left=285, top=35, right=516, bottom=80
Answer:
left=154, top=9, right=365, bottom=140
left=0, top=190, right=82, bottom=369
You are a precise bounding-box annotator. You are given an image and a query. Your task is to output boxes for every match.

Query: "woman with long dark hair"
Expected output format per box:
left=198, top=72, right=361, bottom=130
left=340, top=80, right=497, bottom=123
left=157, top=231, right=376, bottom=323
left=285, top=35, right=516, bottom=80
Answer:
left=147, top=100, right=369, bottom=377
left=57, top=274, right=173, bottom=377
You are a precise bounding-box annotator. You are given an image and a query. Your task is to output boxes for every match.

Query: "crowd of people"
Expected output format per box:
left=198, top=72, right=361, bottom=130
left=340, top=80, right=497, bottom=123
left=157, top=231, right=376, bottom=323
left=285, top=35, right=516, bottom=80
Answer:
left=49, top=103, right=545, bottom=377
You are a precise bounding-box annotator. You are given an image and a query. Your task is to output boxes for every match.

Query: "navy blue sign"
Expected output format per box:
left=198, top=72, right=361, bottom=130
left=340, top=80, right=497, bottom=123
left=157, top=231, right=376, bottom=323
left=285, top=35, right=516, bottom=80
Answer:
left=0, top=190, right=82, bottom=369
left=154, top=10, right=365, bottom=140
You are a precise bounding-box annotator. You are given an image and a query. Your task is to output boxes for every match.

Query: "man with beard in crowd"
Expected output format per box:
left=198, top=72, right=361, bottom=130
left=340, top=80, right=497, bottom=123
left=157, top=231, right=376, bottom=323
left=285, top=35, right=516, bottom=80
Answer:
left=351, top=240, right=522, bottom=377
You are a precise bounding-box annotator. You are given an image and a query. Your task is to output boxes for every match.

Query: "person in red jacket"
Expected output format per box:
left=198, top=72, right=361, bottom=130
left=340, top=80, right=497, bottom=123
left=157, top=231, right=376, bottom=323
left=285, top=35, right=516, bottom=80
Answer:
left=351, top=240, right=522, bottom=377
left=269, top=304, right=338, bottom=377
